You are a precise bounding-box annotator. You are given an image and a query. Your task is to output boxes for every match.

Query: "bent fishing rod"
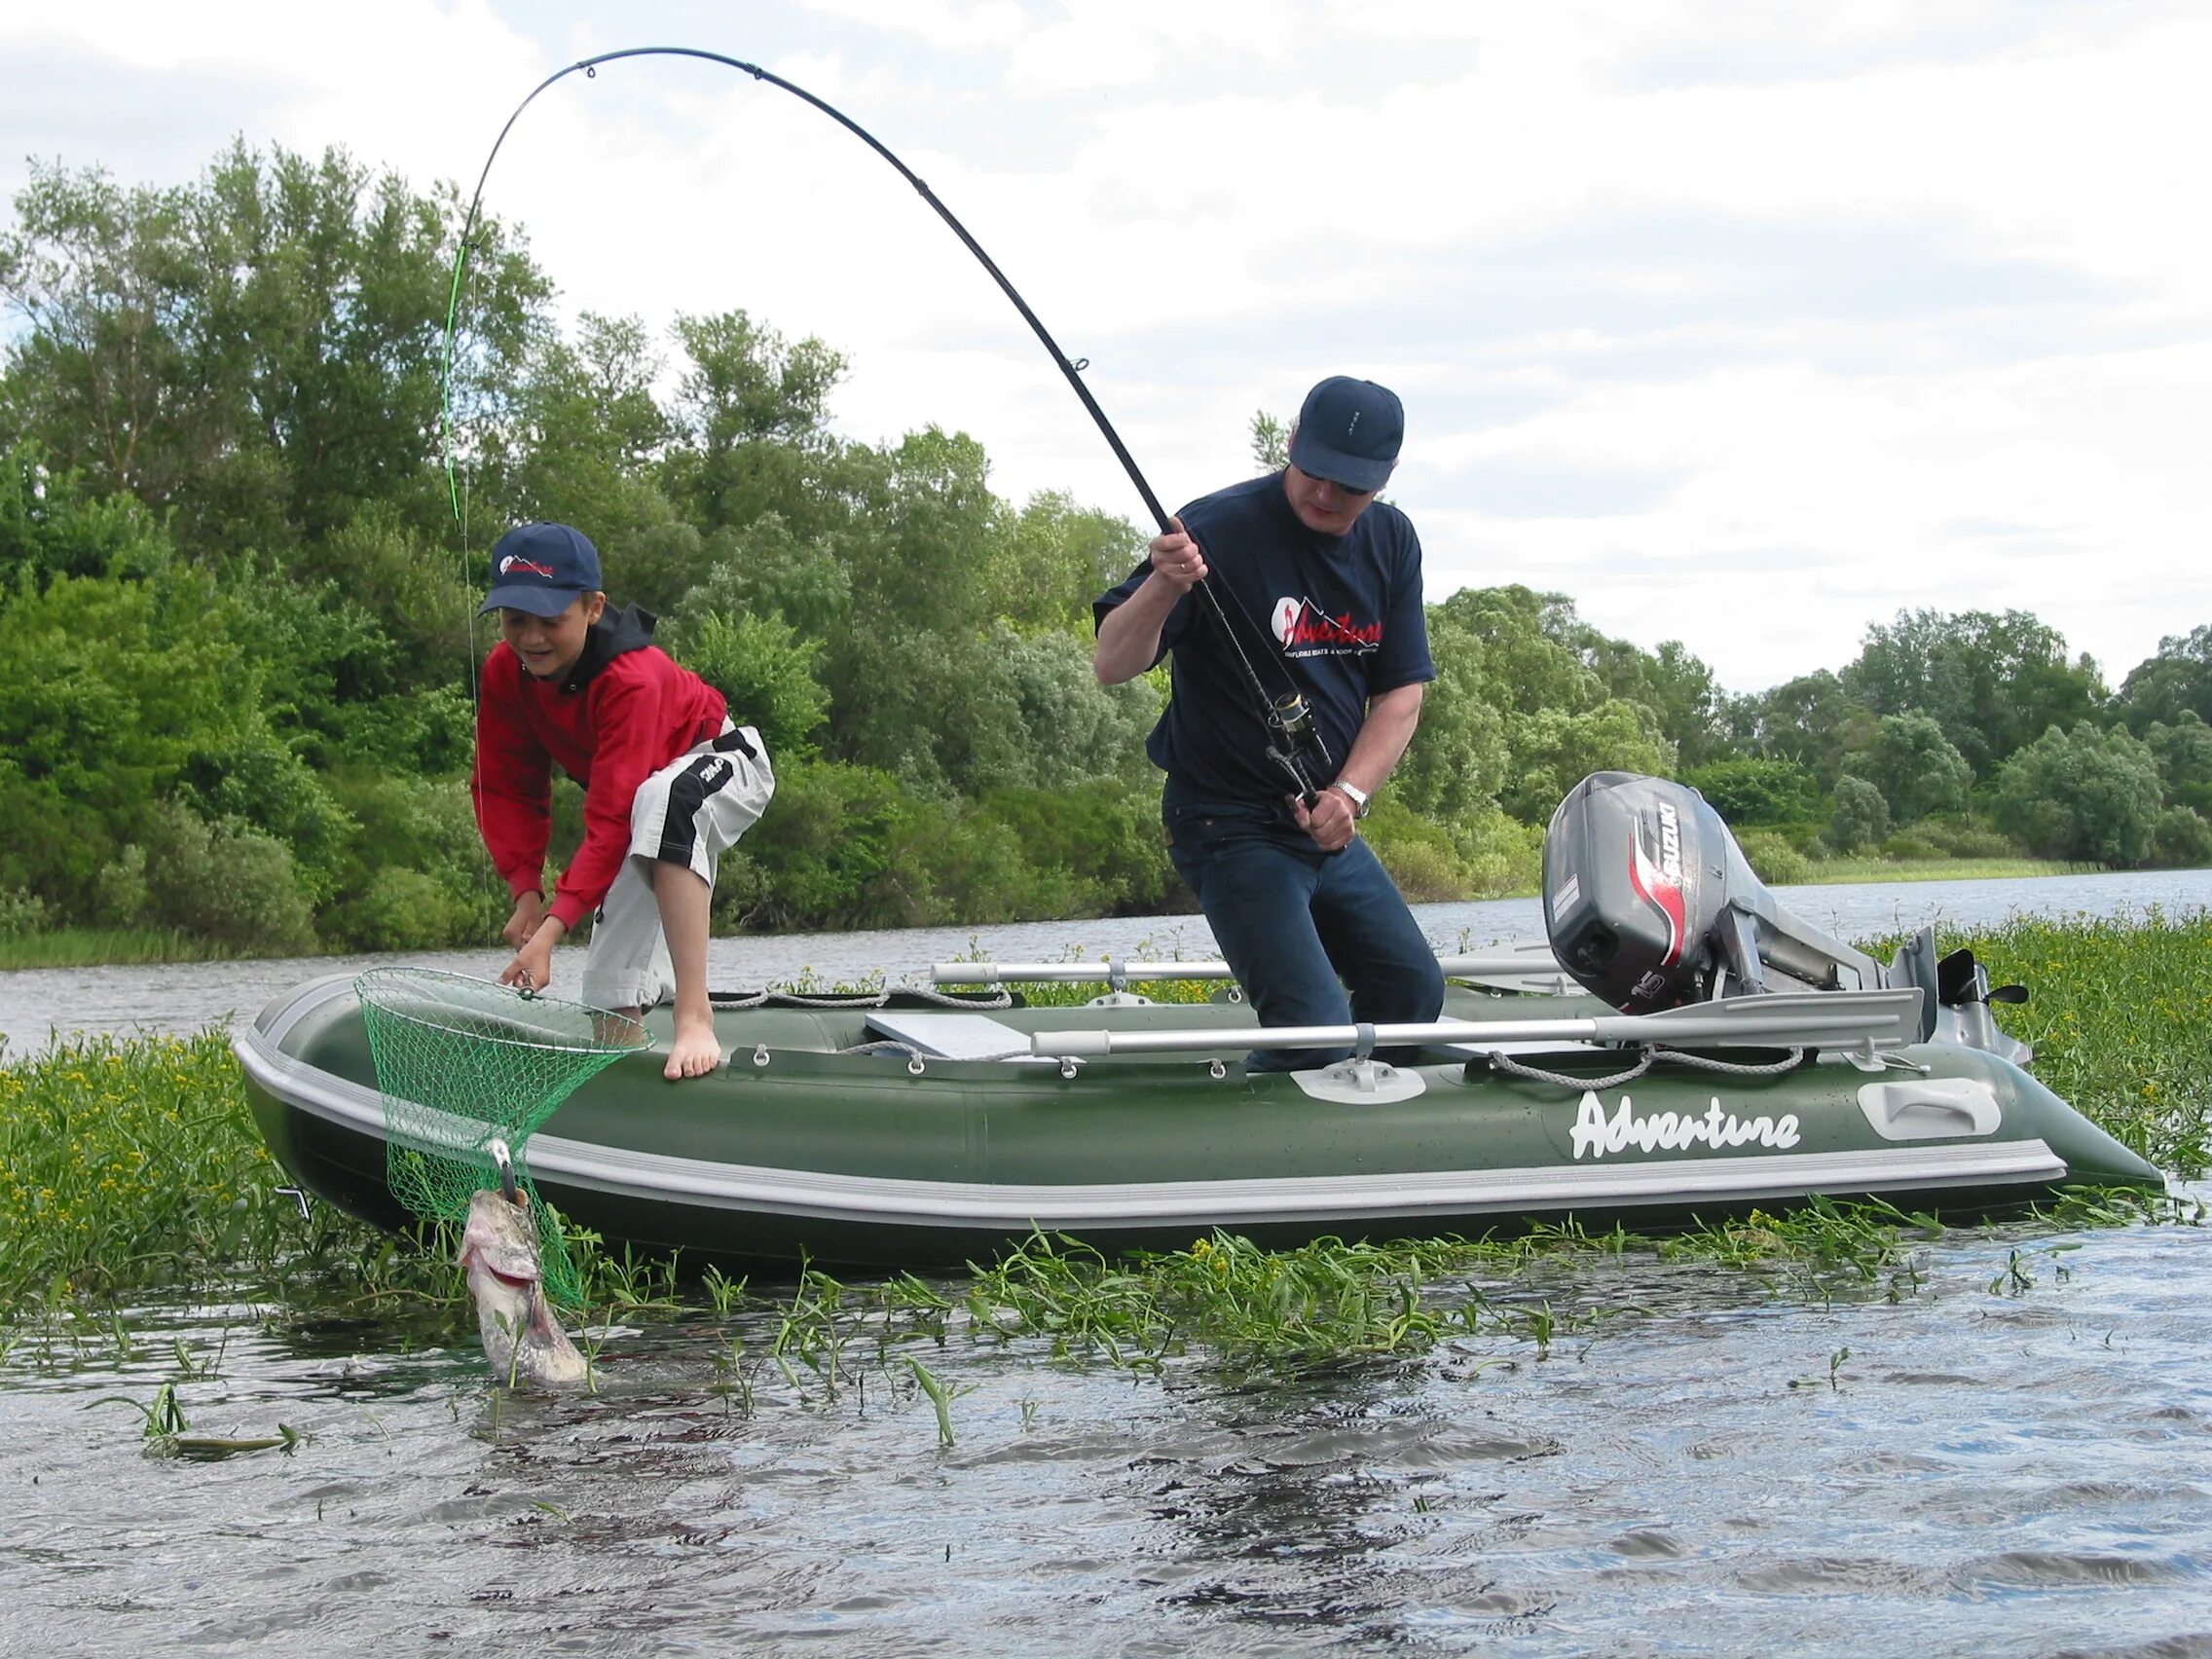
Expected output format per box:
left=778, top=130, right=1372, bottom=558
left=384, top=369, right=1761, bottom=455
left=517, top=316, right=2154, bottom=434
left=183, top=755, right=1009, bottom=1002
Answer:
left=441, top=45, right=1329, bottom=801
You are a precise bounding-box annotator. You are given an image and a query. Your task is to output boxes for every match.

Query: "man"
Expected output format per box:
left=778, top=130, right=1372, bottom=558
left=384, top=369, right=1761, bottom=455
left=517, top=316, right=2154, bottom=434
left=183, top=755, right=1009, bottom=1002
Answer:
left=1093, top=375, right=1444, bottom=1070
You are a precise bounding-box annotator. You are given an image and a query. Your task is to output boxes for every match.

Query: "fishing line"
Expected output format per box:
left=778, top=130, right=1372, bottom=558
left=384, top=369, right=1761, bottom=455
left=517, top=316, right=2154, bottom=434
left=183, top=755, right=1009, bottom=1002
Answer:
left=441, top=45, right=1326, bottom=798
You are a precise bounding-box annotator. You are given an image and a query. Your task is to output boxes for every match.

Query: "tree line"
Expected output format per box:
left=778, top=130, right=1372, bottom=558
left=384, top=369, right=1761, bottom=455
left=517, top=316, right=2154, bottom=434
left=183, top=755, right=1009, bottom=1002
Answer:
left=1, top=142, right=2206, bottom=955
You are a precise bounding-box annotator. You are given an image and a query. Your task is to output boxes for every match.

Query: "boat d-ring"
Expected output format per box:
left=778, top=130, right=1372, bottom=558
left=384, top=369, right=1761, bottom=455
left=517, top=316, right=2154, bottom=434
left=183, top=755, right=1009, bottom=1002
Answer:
left=908, top=1055, right=927, bottom=1076
left=753, top=1044, right=771, bottom=1068
left=1208, top=1059, right=1227, bottom=1080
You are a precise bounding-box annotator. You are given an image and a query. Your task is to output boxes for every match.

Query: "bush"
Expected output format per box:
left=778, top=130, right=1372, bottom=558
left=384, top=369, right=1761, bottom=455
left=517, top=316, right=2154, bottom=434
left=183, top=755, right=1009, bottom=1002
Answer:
left=1363, top=800, right=1465, bottom=902
left=1682, top=757, right=1822, bottom=828
left=140, top=800, right=316, bottom=953
left=1877, top=831, right=1946, bottom=861
left=2149, top=807, right=2212, bottom=869
left=91, top=845, right=149, bottom=928
left=972, top=781, right=1174, bottom=915
left=331, top=867, right=479, bottom=951
left=1909, top=814, right=2024, bottom=860
left=1448, top=808, right=1543, bottom=897
left=319, top=772, right=503, bottom=950
left=0, top=887, right=49, bottom=938
left=1735, top=828, right=1812, bottom=885
left=1828, top=775, right=1890, bottom=853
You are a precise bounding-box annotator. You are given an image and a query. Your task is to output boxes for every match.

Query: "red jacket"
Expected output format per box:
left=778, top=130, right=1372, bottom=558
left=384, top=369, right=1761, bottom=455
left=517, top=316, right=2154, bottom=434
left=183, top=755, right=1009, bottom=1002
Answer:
left=472, top=607, right=727, bottom=930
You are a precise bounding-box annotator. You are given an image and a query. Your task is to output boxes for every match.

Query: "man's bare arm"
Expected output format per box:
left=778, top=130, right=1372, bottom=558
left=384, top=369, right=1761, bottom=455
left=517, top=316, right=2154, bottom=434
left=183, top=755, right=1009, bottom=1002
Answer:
left=1095, top=518, right=1206, bottom=685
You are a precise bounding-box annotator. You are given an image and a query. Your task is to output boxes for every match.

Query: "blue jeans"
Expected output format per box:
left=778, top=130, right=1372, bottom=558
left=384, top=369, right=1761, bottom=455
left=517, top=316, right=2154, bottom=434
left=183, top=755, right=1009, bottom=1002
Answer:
left=1165, top=796, right=1445, bottom=1072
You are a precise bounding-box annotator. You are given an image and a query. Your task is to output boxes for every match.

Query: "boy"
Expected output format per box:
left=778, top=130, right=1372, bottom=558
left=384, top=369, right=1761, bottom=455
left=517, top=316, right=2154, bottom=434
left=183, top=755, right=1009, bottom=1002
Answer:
left=472, top=521, right=774, bottom=1080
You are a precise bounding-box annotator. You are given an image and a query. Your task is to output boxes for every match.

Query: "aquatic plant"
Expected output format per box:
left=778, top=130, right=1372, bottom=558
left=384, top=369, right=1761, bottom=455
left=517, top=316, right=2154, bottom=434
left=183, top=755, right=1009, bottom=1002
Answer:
left=2, top=915, right=2207, bottom=1387
left=1951, top=910, right=2212, bottom=1177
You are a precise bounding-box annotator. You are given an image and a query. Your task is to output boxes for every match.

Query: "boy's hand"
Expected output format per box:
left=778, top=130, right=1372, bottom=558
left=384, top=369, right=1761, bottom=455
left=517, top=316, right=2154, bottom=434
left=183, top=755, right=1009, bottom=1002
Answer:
left=501, top=916, right=564, bottom=994
left=503, top=891, right=546, bottom=949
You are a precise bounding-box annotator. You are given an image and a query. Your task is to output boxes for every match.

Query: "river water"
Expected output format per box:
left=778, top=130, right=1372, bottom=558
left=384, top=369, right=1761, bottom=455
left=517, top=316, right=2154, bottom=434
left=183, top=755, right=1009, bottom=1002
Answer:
left=5, top=869, right=2212, bottom=1654
left=7, top=866, right=2212, bottom=1048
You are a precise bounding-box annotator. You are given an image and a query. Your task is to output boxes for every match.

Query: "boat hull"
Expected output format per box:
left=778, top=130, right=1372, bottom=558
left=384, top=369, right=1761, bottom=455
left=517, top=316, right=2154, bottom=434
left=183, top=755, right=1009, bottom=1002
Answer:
left=236, top=974, right=2164, bottom=1271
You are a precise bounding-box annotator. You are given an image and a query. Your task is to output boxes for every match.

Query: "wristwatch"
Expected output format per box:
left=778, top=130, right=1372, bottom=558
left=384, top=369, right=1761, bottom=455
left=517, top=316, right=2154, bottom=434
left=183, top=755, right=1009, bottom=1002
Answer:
left=1331, top=780, right=1371, bottom=819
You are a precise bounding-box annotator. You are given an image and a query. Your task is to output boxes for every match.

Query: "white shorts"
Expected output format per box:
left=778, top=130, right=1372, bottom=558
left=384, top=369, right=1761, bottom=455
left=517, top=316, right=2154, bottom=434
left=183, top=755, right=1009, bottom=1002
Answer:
left=579, top=720, right=774, bottom=1011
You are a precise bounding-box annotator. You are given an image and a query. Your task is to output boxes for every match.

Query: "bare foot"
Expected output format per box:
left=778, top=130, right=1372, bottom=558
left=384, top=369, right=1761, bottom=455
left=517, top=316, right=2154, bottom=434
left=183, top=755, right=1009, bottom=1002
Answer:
left=664, top=1012, right=723, bottom=1081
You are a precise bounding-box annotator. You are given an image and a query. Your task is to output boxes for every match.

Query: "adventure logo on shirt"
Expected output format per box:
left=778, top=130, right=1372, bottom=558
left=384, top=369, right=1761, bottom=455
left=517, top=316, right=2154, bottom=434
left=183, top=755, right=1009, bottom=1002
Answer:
left=1270, top=596, right=1382, bottom=658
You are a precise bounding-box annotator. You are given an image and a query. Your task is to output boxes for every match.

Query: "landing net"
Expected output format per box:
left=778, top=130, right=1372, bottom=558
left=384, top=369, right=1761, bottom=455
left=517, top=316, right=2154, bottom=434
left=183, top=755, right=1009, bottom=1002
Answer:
left=356, top=968, right=649, bottom=1306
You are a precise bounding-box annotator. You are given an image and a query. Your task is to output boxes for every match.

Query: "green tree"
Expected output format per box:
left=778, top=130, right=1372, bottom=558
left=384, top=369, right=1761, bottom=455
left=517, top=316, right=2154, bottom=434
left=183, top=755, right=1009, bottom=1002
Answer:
left=0, top=443, right=171, bottom=588
left=984, top=491, right=1146, bottom=635
left=2144, top=712, right=2212, bottom=816
left=479, top=312, right=692, bottom=601
left=1828, top=775, right=1891, bottom=854
left=1680, top=757, right=1821, bottom=828
left=2150, top=807, right=2212, bottom=869
left=1994, top=721, right=2164, bottom=865
left=1842, top=713, right=1973, bottom=826
left=1841, top=608, right=2104, bottom=776
left=1736, top=669, right=1873, bottom=790
left=660, top=608, right=831, bottom=761
left=1394, top=617, right=1510, bottom=822
left=661, top=309, right=847, bottom=540
left=2, top=142, right=546, bottom=555
left=681, top=515, right=852, bottom=643
left=2119, top=628, right=2212, bottom=733
left=1501, top=700, right=1675, bottom=823
left=1250, top=410, right=1289, bottom=472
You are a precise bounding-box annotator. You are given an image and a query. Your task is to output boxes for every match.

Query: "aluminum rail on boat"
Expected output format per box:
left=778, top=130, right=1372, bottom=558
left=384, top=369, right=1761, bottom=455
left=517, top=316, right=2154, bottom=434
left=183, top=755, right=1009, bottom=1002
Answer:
left=1029, top=988, right=1927, bottom=1059
left=933, top=950, right=1567, bottom=984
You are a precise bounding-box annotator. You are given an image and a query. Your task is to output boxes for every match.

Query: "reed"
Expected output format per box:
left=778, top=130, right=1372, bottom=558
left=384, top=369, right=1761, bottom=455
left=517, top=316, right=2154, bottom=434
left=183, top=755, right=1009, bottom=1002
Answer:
left=0, top=928, right=250, bottom=971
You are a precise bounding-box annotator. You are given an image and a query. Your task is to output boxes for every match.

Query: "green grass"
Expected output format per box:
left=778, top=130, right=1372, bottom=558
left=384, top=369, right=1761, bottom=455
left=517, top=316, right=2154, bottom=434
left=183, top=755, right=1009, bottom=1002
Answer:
left=1796, top=856, right=2092, bottom=885
left=0, top=927, right=253, bottom=971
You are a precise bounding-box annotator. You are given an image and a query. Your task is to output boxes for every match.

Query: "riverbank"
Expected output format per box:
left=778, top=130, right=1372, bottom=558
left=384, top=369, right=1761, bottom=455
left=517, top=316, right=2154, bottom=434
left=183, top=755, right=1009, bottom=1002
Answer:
left=0, top=856, right=2106, bottom=973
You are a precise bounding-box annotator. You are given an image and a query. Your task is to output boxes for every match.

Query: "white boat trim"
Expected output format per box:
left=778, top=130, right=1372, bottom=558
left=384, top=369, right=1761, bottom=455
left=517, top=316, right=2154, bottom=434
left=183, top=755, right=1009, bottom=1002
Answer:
left=235, top=1026, right=2067, bottom=1233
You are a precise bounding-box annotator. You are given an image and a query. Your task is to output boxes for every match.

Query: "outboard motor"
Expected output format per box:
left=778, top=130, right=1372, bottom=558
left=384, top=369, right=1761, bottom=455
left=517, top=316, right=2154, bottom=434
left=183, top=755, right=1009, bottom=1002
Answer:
left=1542, top=772, right=1886, bottom=1015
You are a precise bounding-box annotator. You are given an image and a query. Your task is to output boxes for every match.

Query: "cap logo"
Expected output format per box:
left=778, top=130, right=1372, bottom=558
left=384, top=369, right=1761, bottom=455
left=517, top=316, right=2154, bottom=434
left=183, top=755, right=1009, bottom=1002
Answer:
left=1346, top=412, right=1361, bottom=437
left=499, top=554, right=557, bottom=577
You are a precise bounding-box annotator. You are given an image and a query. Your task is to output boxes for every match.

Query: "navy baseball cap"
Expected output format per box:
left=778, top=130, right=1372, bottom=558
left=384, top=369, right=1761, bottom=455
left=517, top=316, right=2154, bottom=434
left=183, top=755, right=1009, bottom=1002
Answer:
left=480, top=522, right=603, bottom=616
left=1287, top=376, right=1404, bottom=493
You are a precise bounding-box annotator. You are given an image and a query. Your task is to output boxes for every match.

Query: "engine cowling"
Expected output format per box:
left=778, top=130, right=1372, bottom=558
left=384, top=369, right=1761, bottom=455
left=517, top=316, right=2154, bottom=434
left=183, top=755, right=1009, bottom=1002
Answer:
left=1542, top=771, right=1883, bottom=1014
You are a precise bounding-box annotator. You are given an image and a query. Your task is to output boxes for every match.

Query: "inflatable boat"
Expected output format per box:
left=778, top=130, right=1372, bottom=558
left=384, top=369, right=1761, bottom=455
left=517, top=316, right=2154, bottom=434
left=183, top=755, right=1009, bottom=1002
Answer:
left=234, top=774, right=2162, bottom=1270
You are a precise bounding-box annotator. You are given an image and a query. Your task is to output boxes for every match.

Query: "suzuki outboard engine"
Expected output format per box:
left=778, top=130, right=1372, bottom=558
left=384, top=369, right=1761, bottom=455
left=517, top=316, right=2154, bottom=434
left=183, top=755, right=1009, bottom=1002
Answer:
left=1542, top=772, right=1885, bottom=1014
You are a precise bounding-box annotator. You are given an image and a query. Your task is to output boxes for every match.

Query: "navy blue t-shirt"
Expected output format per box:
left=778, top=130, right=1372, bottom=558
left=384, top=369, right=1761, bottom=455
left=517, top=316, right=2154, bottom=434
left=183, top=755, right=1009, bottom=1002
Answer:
left=1094, top=472, right=1435, bottom=803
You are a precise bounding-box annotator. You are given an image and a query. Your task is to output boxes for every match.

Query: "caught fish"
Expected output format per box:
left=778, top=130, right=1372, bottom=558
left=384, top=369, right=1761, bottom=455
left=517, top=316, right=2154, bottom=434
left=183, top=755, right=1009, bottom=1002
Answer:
left=457, top=1187, right=589, bottom=1389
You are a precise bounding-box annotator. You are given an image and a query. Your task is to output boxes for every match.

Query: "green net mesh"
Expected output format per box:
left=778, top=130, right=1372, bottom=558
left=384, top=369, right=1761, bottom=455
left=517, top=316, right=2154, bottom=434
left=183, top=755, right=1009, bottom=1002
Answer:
left=356, top=968, right=650, bottom=1307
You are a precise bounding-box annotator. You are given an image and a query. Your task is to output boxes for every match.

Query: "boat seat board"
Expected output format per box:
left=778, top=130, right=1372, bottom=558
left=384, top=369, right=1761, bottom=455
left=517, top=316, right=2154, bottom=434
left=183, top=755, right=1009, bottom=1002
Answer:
left=864, top=1011, right=1039, bottom=1060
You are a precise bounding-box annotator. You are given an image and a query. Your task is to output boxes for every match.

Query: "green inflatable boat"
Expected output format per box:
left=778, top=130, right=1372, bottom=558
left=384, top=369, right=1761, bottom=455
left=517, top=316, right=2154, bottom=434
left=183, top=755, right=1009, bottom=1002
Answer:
left=234, top=775, right=2160, bottom=1270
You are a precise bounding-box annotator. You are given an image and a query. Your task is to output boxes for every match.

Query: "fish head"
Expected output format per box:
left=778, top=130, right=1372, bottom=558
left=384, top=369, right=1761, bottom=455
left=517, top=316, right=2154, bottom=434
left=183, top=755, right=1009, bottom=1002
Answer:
left=457, top=1187, right=589, bottom=1389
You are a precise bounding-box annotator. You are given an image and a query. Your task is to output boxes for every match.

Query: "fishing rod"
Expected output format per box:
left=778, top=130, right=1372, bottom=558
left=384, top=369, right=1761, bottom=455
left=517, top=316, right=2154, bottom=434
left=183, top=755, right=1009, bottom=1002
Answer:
left=440, top=45, right=1328, bottom=801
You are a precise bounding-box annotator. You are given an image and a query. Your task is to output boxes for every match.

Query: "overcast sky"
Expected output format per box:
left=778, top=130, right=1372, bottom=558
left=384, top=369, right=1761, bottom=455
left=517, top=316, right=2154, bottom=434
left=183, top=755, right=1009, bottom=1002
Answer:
left=4, top=1, right=2206, bottom=694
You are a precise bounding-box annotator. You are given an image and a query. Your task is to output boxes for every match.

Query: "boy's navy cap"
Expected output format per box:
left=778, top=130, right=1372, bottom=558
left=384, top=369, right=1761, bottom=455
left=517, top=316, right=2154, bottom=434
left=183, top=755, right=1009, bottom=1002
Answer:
left=480, top=522, right=603, bottom=616
left=1287, top=376, right=1404, bottom=493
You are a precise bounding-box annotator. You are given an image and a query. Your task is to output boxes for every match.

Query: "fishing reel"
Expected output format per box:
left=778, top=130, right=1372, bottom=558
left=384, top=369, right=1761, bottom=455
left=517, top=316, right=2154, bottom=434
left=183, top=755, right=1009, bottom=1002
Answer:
left=1265, top=692, right=1331, bottom=802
